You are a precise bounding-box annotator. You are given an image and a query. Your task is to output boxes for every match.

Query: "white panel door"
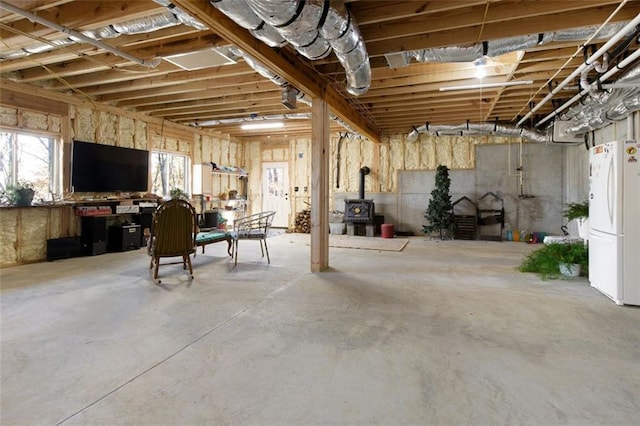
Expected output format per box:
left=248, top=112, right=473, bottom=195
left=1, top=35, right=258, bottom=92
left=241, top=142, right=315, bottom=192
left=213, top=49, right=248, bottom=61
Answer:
left=262, top=162, right=290, bottom=228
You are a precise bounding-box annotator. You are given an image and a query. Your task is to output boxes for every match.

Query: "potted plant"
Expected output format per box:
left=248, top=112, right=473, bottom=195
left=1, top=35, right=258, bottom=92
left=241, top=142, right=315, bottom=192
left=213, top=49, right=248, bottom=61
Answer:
left=563, top=200, right=589, bottom=240
left=550, top=242, right=588, bottom=277
left=169, top=188, right=189, bottom=200
left=520, top=242, right=588, bottom=278
left=2, top=181, right=35, bottom=206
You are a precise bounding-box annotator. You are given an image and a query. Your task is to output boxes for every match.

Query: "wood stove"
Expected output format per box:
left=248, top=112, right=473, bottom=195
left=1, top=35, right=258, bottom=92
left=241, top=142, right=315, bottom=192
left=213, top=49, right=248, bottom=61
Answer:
left=344, top=199, right=375, bottom=223
left=344, top=167, right=375, bottom=233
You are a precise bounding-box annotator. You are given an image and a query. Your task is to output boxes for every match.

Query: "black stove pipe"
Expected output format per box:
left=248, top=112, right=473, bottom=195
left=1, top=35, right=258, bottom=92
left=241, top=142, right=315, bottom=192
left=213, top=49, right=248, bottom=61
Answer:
left=359, top=166, right=370, bottom=199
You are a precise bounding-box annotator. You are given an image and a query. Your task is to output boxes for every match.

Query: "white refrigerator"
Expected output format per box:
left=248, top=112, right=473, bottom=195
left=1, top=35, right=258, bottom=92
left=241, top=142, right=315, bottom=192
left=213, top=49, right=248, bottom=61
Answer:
left=588, top=140, right=640, bottom=306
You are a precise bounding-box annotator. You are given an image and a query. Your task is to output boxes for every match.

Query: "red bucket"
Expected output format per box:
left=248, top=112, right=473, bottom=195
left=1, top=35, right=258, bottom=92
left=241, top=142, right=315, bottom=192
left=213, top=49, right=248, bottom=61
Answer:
left=381, top=223, right=394, bottom=238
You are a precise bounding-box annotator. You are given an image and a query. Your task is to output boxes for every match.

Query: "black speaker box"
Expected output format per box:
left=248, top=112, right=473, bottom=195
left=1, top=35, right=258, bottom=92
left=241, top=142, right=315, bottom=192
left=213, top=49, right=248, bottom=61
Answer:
left=108, top=224, right=141, bottom=251
left=85, top=241, right=107, bottom=256
left=81, top=216, right=107, bottom=255
left=47, top=236, right=82, bottom=261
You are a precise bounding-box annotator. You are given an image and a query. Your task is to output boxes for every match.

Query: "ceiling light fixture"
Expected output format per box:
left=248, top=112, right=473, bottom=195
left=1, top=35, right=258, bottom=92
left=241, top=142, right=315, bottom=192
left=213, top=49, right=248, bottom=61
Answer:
left=473, top=56, right=488, bottom=79
left=240, top=122, right=284, bottom=130
left=439, top=80, right=534, bottom=92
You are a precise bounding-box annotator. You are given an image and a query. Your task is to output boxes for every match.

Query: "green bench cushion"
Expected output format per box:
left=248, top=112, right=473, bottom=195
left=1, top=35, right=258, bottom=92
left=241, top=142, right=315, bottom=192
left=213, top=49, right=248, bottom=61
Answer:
left=196, top=231, right=230, bottom=245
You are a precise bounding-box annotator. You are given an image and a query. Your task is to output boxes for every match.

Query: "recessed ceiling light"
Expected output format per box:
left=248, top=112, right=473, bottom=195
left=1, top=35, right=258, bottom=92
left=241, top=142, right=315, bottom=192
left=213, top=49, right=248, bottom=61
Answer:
left=240, top=122, right=284, bottom=130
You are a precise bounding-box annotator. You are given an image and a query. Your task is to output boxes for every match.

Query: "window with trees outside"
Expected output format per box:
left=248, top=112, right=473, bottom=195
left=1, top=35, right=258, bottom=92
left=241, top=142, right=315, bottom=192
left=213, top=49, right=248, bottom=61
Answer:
left=0, top=129, right=62, bottom=203
left=150, top=150, right=190, bottom=198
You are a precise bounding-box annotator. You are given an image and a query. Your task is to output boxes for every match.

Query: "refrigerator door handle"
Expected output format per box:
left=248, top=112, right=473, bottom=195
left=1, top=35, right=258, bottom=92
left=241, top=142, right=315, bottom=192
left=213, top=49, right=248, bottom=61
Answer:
left=607, top=155, right=614, bottom=226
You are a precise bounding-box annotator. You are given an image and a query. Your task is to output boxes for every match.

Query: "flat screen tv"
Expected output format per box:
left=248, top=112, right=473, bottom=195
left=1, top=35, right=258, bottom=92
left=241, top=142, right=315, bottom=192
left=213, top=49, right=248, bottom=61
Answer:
left=71, top=140, right=149, bottom=193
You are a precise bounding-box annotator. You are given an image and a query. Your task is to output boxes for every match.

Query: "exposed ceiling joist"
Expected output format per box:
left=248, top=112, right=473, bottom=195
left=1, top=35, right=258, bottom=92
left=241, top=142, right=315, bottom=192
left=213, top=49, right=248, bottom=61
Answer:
left=170, top=0, right=381, bottom=143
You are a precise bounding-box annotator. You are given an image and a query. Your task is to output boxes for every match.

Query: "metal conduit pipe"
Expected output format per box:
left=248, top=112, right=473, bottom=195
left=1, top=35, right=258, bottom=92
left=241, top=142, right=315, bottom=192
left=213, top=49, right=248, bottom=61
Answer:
left=517, top=13, right=640, bottom=127
left=0, top=0, right=161, bottom=68
left=537, top=49, right=640, bottom=127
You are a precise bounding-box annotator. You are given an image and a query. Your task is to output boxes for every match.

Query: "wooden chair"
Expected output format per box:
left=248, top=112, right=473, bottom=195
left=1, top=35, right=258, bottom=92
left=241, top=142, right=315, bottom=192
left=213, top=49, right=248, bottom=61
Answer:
left=147, top=199, right=197, bottom=282
left=231, top=211, right=276, bottom=266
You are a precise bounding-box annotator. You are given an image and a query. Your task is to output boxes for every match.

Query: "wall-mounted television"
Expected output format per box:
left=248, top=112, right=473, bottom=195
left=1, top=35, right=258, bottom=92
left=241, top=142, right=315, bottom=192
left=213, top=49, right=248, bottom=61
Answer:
left=71, top=140, right=149, bottom=193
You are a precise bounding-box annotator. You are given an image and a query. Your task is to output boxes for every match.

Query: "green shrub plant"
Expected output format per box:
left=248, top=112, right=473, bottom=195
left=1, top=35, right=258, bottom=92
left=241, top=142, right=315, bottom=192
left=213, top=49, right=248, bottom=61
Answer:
left=519, top=242, right=588, bottom=280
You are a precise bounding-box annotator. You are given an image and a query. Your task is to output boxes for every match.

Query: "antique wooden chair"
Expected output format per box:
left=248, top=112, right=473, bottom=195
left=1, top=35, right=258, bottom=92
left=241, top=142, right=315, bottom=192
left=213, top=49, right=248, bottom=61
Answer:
left=230, top=211, right=276, bottom=266
left=147, top=199, right=197, bottom=282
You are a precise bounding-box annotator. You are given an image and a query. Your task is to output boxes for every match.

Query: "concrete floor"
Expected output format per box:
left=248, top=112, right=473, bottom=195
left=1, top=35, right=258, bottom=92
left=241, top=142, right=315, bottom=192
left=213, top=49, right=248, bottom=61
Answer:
left=1, top=234, right=639, bottom=425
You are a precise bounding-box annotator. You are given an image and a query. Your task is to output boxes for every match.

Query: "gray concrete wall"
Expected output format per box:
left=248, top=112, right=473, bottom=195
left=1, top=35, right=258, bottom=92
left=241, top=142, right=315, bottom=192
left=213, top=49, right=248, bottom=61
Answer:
left=396, top=143, right=565, bottom=237
left=334, top=112, right=640, bottom=239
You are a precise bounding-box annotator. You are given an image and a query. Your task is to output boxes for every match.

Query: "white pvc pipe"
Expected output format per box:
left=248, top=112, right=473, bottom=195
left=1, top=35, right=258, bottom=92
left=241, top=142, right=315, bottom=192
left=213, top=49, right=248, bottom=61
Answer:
left=518, top=12, right=640, bottom=127
left=536, top=47, right=640, bottom=126
left=0, top=0, right=160, bottom=68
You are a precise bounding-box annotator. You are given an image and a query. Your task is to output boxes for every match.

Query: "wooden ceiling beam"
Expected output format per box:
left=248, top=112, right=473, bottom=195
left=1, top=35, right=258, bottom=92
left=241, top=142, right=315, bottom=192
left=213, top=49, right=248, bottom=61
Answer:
left=349, top=1, right=496, bottom=26
left=171, top=0, right=380, bottom=143
left=115, top=81, right=279, bottom=108
left=359, top=0, right=622, bottom=43
left=136, top=91, right=282, bottom=114
left=96, top=74, right=268, bottom=103
left=365, top=6, right=637, bottom=57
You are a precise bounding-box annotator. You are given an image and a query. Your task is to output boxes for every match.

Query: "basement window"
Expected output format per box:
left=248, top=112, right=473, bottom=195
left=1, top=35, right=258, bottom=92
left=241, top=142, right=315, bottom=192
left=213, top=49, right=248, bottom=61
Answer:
left=0, top=129, right=62, bottom=203
left=150, top=150, right=190, bottom=198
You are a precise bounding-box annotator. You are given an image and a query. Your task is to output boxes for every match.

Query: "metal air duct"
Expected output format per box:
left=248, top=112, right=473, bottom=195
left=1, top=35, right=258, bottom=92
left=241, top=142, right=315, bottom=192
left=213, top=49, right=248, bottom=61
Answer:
left=407, top=123, right=548, bottom=143
left=384, top=22, right=630, bottom=68
left=210, top=0, right=371, bottom=96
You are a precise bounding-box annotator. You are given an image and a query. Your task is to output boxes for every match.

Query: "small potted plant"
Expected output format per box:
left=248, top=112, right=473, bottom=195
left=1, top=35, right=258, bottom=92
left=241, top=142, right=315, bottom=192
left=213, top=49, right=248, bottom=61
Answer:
left=563, top=200, right=589, bottom=241
left=169, top=188, right=189, bottom=200
left=519, top=242, right=588, bottom=279
left=3, top=181, right=35, bottom=206
left=548, top=242, right=588, bottom=277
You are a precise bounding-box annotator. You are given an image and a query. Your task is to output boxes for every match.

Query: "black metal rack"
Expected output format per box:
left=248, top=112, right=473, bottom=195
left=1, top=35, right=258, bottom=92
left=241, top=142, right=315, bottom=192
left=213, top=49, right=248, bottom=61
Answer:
left=476, top=192, right=505, bottom=241
left=452, top=196, right=478, bottom=240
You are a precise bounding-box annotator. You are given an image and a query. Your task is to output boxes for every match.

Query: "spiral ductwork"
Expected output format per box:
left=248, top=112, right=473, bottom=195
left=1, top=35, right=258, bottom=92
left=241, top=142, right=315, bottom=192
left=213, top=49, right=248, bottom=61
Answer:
left=210, top=0, right=371, bottom=96
left=558, top=63, right=640, bottom=135
left=385, top=22, right=630, bottom=68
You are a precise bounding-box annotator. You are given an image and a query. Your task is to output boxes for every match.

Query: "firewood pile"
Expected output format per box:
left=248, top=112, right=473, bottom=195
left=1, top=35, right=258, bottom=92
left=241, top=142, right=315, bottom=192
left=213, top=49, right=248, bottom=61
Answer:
left=294, top=209, right=311, bottom=233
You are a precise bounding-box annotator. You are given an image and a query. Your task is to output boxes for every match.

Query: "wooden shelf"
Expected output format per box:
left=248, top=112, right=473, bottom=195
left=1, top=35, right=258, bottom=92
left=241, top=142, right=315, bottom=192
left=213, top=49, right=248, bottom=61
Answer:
left=211, top=169, right=247, bottom=177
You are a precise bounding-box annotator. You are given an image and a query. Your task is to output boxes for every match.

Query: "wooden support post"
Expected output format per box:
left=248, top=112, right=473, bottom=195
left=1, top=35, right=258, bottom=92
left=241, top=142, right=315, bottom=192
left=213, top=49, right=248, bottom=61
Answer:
left=310, top=97, right=330, bottom=272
